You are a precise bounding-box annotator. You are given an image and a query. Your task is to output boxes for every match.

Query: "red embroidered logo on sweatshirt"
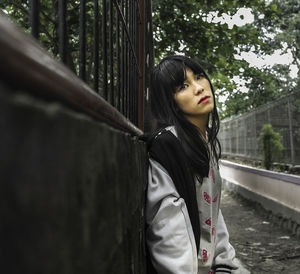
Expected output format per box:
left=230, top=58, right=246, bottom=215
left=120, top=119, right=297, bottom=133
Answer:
left=202, top=249, right=209, bottom=263
left=205, top=217, right=212, bottom=226
left=203, top=192, right=211, bottom=204
left=212, top=193, right=218, bottom=203
left=203, top=192, right=218, bottom=204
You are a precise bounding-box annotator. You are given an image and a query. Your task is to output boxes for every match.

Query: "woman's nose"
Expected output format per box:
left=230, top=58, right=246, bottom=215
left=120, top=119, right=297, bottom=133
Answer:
left=194, top=83, right=204, bottom=94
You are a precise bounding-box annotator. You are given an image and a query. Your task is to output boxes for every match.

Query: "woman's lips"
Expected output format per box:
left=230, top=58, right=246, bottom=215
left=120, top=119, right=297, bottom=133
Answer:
left=199, top=96, right=210, bottom=104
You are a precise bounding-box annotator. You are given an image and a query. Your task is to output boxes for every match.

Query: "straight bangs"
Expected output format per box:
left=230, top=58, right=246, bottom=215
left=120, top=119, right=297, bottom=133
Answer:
left=182, top=58, right=213, bottom=92
left=182, top=58, right=206, bottom=78
left=157, top=59, right=186, bottom=94
left=156, top=55, right=210, bottom=96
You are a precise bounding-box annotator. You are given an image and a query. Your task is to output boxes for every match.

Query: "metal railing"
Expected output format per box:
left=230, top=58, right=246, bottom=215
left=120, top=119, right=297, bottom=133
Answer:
left=1, top=0, right=153, bottom=130
left=219, top=91, right=300, bottom=164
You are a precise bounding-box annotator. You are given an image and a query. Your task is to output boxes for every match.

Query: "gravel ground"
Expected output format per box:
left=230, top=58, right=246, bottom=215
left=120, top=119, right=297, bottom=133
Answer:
left=221, top=190, right=300, bottom=274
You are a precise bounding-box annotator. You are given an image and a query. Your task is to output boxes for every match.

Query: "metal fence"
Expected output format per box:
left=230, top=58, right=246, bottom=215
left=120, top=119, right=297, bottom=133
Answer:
left=1, top=0, right=153, bottom=129
left=219, top=91, right=300, bottom=165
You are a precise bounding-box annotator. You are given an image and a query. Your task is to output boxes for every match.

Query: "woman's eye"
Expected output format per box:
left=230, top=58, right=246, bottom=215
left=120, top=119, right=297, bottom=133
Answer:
left=196, top=73, right=205, bottom=80
left=179, top=83, right=188, bottom=91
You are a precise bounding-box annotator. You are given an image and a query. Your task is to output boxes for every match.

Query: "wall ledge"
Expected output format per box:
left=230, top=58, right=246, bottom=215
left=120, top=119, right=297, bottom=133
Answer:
left=220, top=160, right=300, bottom=186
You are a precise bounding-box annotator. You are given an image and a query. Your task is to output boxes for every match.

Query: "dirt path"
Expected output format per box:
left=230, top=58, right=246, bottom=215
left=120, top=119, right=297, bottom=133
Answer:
left=221, top=190, right=300, bottom=274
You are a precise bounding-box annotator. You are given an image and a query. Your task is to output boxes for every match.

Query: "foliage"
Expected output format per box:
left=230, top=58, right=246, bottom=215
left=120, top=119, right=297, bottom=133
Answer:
left=266, top=0, right=300, bottom=90
left=0, top=0, right=102, bottom=90
left=151, top=0, right=299, bottom=118
left=259, top=124, right=284, bottom=170
left=268, top=0, right=300, bottom=67
left=1, top=0, right=299, bottom=118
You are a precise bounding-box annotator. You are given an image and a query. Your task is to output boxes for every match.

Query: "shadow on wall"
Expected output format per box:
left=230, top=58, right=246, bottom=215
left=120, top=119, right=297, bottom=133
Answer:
left=0, top=84, right=147, bottom=274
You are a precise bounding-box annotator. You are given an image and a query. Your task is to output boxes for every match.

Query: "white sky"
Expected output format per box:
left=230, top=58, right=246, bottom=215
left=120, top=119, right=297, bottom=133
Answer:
left=207, top=8, right=298, bottom=78
left=206, top=8, right=255, bottom=28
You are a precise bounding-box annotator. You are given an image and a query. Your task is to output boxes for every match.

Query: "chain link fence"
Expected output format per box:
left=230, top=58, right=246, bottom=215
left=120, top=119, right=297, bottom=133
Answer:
left=219, top=91, right=300, bottom=165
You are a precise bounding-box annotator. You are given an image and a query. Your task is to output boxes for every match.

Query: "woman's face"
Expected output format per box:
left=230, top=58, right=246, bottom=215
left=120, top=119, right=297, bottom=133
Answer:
left=174, top=68, right=214, bottom=122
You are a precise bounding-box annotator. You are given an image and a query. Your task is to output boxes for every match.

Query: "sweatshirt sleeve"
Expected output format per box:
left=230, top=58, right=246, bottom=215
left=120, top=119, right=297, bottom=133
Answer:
left=213, top=210, right=239, bottom=273
left=146, top=159, right=198, bottom=274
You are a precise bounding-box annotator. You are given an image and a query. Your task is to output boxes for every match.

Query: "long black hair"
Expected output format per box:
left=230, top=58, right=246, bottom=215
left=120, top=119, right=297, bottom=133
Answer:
left=150, top=55, right=221, bottom=180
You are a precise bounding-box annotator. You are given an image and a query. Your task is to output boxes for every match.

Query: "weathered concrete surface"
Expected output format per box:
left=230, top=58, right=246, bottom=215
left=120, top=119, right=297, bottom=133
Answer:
left=220, top=160, right=300, bottom=234
left=221, top=190, right=300, bottom=274
left=0, top=83, right=147, bottom=274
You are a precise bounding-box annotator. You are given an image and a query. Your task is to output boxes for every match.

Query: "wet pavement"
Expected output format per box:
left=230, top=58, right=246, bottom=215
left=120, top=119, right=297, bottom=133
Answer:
left=221, top=190, right=300, bottom=274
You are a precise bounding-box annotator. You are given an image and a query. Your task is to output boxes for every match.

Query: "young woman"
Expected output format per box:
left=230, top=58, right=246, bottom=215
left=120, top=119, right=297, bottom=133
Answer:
left=145, top=55, right=238, bottom=274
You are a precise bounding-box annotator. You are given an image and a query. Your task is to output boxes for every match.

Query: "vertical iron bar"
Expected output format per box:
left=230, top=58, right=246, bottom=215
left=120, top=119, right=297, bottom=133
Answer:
left=136, top=0, right=142, bottom=23
left=121, top=0, right=125, bottom=114
left=132, top=0, right=135, bottom=123
left=93, top=0, right=99, bottom=92
left=134, top=0, right=137, bottom=125
left=125, top=0, right=129, bottom=118
left=131, top=0, right=135, bottom=123
left=133, top=1, right=136, bottom=124
left=58, top=0, right=67, bottom=64
left=109, top=0, right=114, bottom=106
left=79, top=0, right=86, bottom=81
left=112, top=0, right=142, bottom=77
left=29, top=0, right=40, bottom=39
left=129, top=0, right=132, bottom=121
left=116, top=1, right=121, bottom=111
left=138, top=0, right=144, bottom=129
left=144, top=0, right=154, bottom=131
left=102, top=0, right=108, bottom=100
left=135, top=1, right=138, bottom=125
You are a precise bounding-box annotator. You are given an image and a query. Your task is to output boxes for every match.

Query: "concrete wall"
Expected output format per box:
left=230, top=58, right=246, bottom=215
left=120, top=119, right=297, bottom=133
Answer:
left=0, top=82, right=147, bottom=274
left=220, top=160, right=300, bottom=226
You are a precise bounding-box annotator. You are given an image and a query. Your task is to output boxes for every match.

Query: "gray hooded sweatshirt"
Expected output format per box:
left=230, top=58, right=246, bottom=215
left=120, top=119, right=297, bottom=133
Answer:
left=146, top=127, right=238, bottom=274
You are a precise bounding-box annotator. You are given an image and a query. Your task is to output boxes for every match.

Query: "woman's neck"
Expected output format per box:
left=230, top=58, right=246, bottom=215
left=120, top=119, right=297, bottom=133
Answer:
left=185, top=115, right=208, bottom=140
